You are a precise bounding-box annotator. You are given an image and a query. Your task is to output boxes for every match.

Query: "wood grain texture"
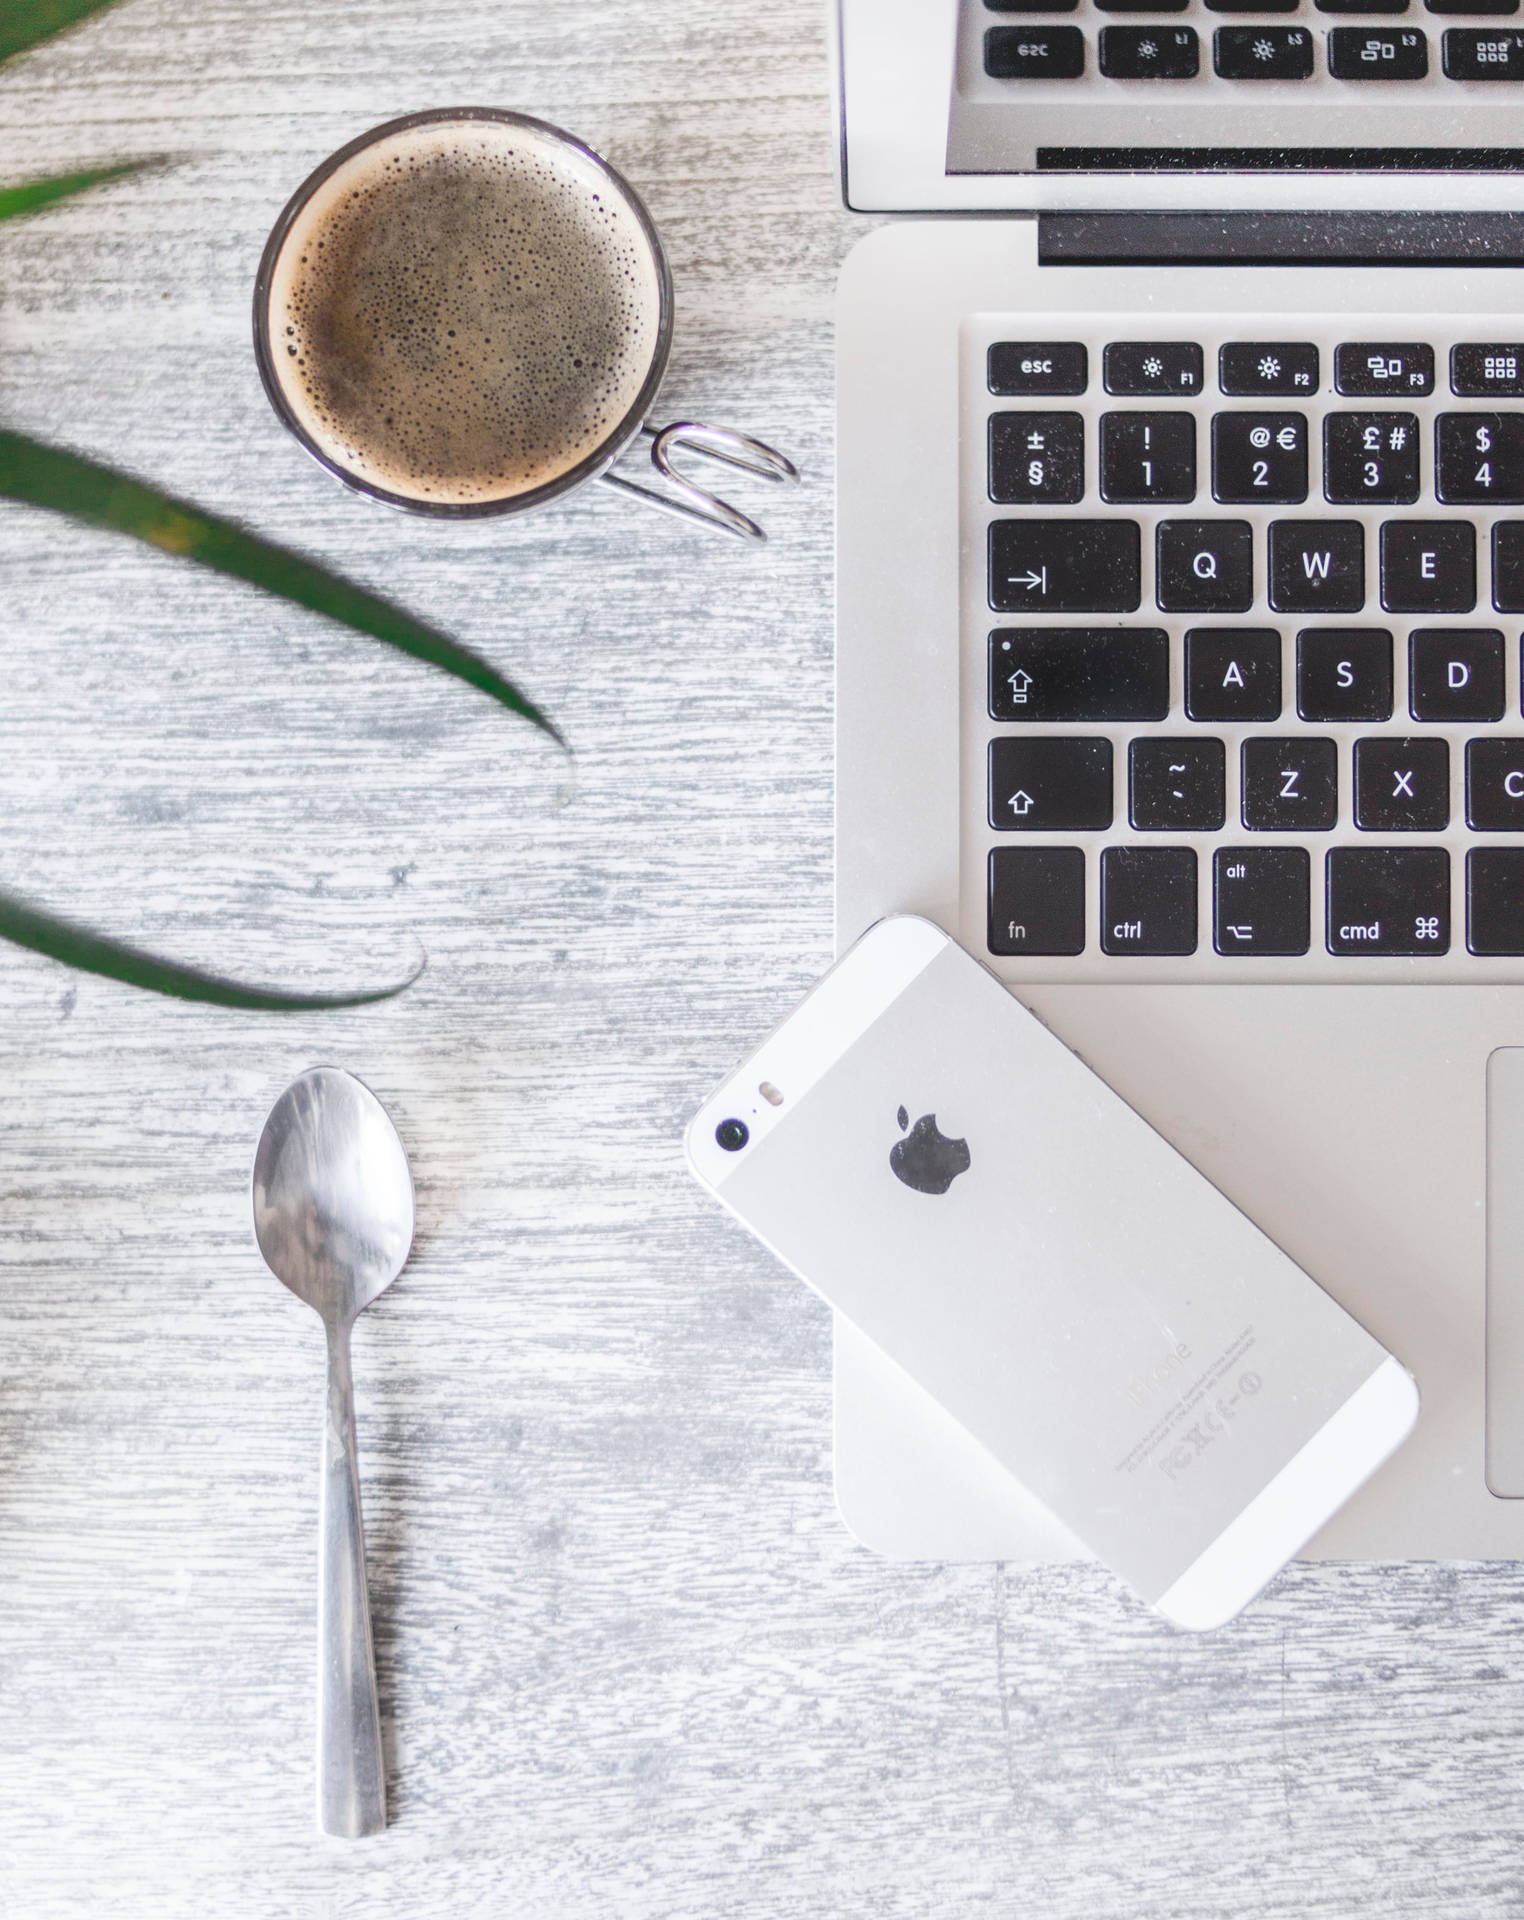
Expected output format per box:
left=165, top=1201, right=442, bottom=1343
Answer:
left=2, top=4, right=1524, bottom=1915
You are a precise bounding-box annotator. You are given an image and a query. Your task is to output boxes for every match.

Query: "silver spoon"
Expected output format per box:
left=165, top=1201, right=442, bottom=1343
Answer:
left=251, top=1065, right=414, bottom=1839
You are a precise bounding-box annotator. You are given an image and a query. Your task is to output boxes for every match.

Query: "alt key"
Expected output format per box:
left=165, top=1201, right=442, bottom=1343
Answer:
left=1214, top=846, right=1312, bottom=955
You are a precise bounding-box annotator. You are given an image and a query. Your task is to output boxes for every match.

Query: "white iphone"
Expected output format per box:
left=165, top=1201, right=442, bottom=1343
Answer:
left=686, top=916, right=1419, bottom=1629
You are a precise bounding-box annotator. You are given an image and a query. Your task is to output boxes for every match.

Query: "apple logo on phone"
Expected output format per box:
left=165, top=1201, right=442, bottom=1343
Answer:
left=890, top=1105, right=971, bottom=1195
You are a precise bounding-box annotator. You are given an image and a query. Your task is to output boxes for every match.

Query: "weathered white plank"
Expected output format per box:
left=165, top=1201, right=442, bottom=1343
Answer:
left=2, top=3, right=1524, bottom=1916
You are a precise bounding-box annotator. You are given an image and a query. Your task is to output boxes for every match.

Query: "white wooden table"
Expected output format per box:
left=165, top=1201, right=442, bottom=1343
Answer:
left=3, top=4, right=1524, bottom=1913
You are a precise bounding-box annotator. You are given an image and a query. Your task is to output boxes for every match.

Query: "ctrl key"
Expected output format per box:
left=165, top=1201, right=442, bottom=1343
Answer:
left=989, top=847, right=1086, bottom=956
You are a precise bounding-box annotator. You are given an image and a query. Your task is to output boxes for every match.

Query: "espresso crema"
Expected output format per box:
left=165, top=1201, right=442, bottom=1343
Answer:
left=265, top=118, right=665, bottom=506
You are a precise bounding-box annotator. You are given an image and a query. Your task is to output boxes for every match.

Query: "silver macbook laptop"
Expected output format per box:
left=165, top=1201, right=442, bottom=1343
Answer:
left=832, top=2, right=1524, bottom=1566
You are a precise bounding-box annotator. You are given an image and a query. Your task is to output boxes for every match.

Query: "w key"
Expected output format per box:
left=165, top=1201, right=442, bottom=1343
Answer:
left=989, top=520, right=1142, bottom=613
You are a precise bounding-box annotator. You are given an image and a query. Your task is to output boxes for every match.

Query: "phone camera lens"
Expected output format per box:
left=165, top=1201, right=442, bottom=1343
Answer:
left=715, top=1118, right=749, bottom=1152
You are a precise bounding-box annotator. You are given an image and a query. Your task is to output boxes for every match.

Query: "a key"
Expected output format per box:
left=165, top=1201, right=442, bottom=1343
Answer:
left=1242, top=736, right=1339, bottom=830
left=1334, top=342, right=1436, bottom=396
left=1212, top=412, right=1308, bottom=504
left=988, top=342, right=1088, bottom=396
left=1326, top=847, right=1450, bottom=955
left=1435, top=412, right=1524, bottom=502
left=1409, top=629, right=1506, bottom=720
left=1353, top=736, right=1451, bottom=829
left=1214, top=847, right=1312, bottom=955
left=989, top=628, right=1170, bottom=722
left=1099, top=25, right=1200, bottom=73
left=1218, top=343, right=1320, bottom=397
left=1129, top=738, right=1226, bottom=830
left=1323, top=412, right=1420, bottom=504
left=1296, top=628, right=1394, bottom=721
left=985, top=25, right=1087, bottom=76
left=1185, top=628, right=1283, bottom=720
left=1443, top=24, right=1524, bottom=66
left=1103, top=342, right=1204, bottom=397
left=1468, top=849, right=1524, bottom=954
left=1329, top=26, right=1430, bottom=73
left=1100, top=847, right=1198, bottom=955
left=989, top=736, right=1114, bottom=830
left=1380, top=520, right=1476, bottom=612
left=1452, top=344, right=1524, bottom=394
left=1493, top=522, right=1524, bottom=609
left=1156, top=520, right=1254, bottom=612
left=988, top=848, right=1087, bottom=957
left=989, top=520, right=1142, bottom=613
left=1100, top=412, right=1196, bottom=502
left=1268, top=521, right=1366, bottom=613
left=1465, top=737, right=1524, bottom=827
left=989, top=412, right=1085, bottom=504
left=1214, top=24, right=1316, bottom=71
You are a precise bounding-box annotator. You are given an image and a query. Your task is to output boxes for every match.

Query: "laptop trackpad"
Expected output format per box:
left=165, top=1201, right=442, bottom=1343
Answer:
left=1487, top=1049, right=1524, bottom=1495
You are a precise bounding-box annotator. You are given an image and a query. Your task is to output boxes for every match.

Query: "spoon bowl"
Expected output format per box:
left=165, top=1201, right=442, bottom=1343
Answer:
left=252, top=1065, right=414, bottom=1839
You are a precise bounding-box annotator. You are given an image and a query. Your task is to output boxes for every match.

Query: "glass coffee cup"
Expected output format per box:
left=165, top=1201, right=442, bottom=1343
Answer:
left=253, top=108, right=797, bottom=541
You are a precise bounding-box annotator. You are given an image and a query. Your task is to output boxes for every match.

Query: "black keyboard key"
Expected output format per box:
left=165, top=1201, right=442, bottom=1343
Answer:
left=1444, top=24, right=1524, bottom=65
left=987, top=0, right=1080, bottom=9
left=1242, top=736, right=1339, bottom=830
left=1327, top=847, right=1450, bottom=954
left=1100, top=412, right=1196, bottom=502
left=989, top=628, right=1170, bottom=722
left=1209, top=0, right=1298, bottom=9
left=986, top=25, right=1086, bottom=75
left=1214, top=25, right=1316, bottom=72
left=989, top=520, right=1142, bottom=613
left=1100, top=25, right=1200, bottom=73
left=1297, top=627, right=1394, bottom=720
left=1334, top=342, right=1436, bottom=396
left=988, top=342, right=1088, bottom=396
left=1430, top=0, right=1517, bottom=12
left=1452, top=344, right=1524, bottom=393
left=1494, top=522, right=1524, bottom=608
left=1214, top=847, right=1312, bottom=955
left=1212, top=411, right=1308, bottom=504
left=1468, top=848, right=1524, bottom=953
left=989, top=412, right=1085, bottom=504
left=1219, top=343, right=1320, bottom=397
left=1323, top=412, right=1421, bottom=504
left=1100, top=847, right=1198, bottom=955
left=1129, top=738, right=1226, bottom=830
left=1185, top=628, right=1283, bottom=720
left=988, top=848, right=1086, bottom=957
left=1354, top=735, right=1451, bottom=829
left=989, top=736, right=1113, bottom=830
left=1104, top=343, right=1204, bottom=397
left=1380, top=520, right=1476, bottom=612
left=1466, top=737, right=1524, bottom=827
left=1096, top=0, right=1189, bottom=9
left=1329, top=26, right=1430, bottom=72
left=1409, top=628, right=1506, bottom=720
left=1156, top=520, right=1254, bottom=612
left=1269, top=521, right=1366, bottom=613
left=1435, top=412, right=1524, bottom=502
left=1321, top=0, right=1409, bottom=10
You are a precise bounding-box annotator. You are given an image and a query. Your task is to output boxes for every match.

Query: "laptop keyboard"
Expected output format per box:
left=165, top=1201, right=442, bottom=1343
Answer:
left=967, top=319, right=1524, bottom=977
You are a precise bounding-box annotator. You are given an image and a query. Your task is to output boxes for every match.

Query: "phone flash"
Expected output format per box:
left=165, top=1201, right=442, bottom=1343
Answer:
left=759, top=1081, right=784, bottom=1106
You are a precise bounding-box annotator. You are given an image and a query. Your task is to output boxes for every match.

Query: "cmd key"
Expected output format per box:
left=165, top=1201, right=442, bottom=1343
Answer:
left=1326, top=847, right=1450, bottom=955
left=990, top=519, right=1141, bottom=612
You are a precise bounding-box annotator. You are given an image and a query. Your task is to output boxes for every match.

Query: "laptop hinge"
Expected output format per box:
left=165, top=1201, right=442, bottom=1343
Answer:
left=1037, top=211, right=1524, bottom=267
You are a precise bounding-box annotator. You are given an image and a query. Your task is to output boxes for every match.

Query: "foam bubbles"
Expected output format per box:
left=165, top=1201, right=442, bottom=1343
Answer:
left=266, top=120, right=663, bottom=505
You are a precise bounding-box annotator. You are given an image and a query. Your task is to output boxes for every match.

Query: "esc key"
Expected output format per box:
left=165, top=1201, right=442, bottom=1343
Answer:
left=989, top=342, right=1089, bottom=397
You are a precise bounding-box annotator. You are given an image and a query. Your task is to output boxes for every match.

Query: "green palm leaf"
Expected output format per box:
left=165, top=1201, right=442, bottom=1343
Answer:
left=0, top=0, right=127, bottom=67
left=0, top=161, right=147, bottom=224
left=0, top=430, right=565, bottom=744
left=0, top=889, right=425, bottom=1009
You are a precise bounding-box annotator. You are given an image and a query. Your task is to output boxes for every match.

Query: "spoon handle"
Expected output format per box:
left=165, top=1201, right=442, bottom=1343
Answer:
left=317, top=1316, right=386, bottom=1838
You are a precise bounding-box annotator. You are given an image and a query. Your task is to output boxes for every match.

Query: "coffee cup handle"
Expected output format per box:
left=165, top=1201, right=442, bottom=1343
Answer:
left=599, top=422, right=799, bottom=542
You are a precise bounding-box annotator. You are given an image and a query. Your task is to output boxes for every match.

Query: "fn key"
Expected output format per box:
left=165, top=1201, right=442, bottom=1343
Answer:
left=989, top=848, right=1086, bottom=956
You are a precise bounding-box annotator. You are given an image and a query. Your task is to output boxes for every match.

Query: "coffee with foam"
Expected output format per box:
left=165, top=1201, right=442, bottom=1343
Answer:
left=264, top=117, right=665, bottom=507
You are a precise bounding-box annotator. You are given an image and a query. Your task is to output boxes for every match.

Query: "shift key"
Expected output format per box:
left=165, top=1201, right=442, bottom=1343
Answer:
left=990, top=519, right=1142, bottom=612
